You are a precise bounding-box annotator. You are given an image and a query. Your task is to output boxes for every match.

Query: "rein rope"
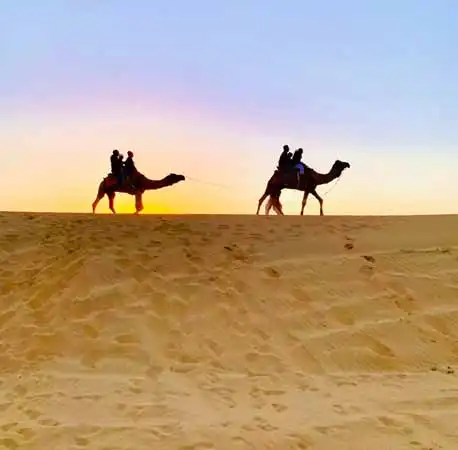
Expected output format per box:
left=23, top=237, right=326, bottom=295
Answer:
left=185, top=176, right=233, bottom=189
left=320, top=175, right=342, bottom=197
left=187, top=173, right=344, bottom=197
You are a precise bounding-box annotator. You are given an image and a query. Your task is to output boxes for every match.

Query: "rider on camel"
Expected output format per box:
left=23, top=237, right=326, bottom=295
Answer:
left=291, top=148, right=309, bottom=186
left=110, top=149, right=124, bottom=186
left=123, top=150, right=137, bottom=188
left=277, top=145, right=292, bottom=171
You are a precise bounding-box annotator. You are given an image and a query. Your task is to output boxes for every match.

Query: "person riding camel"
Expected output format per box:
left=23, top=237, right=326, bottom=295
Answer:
left=123, top=150, right=137, bottom=188
left=277, top=145, right=292, bottom=171
left=291, top=148, right=306, bottom=186
left=110, top=149, right=123, bottom=186
left=119, top=153, right=125, bottom=182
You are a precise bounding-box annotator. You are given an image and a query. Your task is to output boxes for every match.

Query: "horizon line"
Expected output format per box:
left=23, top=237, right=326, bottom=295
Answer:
left=2, top=211, right=457, bottom=218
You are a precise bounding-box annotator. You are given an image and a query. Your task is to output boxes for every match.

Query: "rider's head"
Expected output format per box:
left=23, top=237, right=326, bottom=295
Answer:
left=297, top=148, right=303, bottom=154
left=283, top=145, right=289, bottom=152
left=113, top=149, right=119, bottom=155
left=127, top=150, right=134, bottom=158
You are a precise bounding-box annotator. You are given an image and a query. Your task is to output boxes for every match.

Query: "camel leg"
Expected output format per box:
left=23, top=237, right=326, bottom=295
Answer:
left=108, top=192, right=116, bottom=214
left=265, top=197, right=273, bottom=215
left=265, top=196, right=281, bottom=215
left=300, top=191, right=310, bottom=215
left=256, top=190, right=269, bottom=215
left=134, top=192, right=144, bottom=214
left=272, top=200, right=283, bottom=215
left=92, top=194, right=103, bottom=214
left=92, top=183, right=106, bottom=214
left=274, top=197, right=284, bottom=215
left=268, top=196, right=284, bottom=215
left=310, top=190, right=324, bottom=216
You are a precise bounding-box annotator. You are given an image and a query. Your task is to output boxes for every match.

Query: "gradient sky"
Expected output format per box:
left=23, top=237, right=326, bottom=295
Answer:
left=1, top=1, right=457, bottom=214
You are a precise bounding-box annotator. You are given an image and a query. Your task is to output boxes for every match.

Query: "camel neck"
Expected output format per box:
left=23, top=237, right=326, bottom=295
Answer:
left=316, top=169, right=339, bottom=186
left=142, top=178, right=160, bottom=190
left=142, top=176, right=174, bottom=191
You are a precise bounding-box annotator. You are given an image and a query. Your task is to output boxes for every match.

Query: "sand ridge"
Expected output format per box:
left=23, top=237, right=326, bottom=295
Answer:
left=1, top=212, right=458, bottom=449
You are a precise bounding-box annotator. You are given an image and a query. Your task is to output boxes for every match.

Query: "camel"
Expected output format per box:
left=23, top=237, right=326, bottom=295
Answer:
left=256, top=160, right=350, bottom=216
left=92, top=171, right=185, bottom=214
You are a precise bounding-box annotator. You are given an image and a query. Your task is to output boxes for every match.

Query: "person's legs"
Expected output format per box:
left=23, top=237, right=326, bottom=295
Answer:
left=117, top=170, right=124, bottom=187
left=125, top=171, right=135, bottom=188
left=295, top=164, right=303, bottom=187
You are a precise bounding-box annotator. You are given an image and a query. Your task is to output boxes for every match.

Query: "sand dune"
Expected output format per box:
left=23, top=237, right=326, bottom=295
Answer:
left=1, top=212, right=458, bottom=449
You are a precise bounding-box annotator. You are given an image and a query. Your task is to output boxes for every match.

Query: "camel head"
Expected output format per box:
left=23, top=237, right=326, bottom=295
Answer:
left=165, top=173, right=186, bottom=184
left=332, top=160, right=350, bottom=176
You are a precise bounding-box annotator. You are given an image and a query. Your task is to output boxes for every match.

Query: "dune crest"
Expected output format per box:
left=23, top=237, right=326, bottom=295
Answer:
left=1, top=212, right=458, bottom=449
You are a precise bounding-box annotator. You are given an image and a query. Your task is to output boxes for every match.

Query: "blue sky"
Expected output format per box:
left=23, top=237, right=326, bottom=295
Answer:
left=1, top=1, right=457, bottom=214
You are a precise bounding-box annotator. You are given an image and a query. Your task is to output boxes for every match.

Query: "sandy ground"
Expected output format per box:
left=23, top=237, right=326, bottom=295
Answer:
left=1, top=212, right=458, bottom=450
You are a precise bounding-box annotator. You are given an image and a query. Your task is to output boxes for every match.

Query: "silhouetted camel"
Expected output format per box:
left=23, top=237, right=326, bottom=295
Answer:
left=92, top=171, right=185, bottom=214
left=256, top=160, right=350, bottom=216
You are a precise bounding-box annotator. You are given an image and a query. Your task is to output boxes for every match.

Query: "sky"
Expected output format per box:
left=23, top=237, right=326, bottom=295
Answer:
left=1, top=0, right=457, bottom=215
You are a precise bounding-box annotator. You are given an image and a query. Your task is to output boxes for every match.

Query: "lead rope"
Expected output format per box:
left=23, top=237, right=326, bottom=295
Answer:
left=321, top=175, right=342, bottom=197
left=186, top=174, right=343, bottom=197
left=185, top=176, right=233, bottom=189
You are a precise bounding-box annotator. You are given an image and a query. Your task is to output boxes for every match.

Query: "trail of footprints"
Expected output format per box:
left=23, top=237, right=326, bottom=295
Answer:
left=1, top=216, right=458, bottom=449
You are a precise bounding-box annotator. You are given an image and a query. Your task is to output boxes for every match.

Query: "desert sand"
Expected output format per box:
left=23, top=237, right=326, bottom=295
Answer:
left=1, top=212, right=458, bottom=449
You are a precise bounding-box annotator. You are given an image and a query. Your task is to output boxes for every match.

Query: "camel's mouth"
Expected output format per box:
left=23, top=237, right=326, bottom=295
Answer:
left=335, top=161, right=350, bottom=171
left=169, top=173, right=186, bottom=181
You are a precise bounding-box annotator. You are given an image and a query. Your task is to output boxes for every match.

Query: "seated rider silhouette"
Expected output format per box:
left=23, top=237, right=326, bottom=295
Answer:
left=277, top=144, right=292, bottom=171
left=123, top=150, right=137, bottom=189
left=291, top=148, right=307, bottom=186
left=110, top=149, right=124, bottom=187
left=119, top=153, right=125, bottom=183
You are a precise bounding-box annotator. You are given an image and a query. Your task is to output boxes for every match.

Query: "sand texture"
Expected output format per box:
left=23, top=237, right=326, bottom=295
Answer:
left=1, top=212, right=458, bottom=449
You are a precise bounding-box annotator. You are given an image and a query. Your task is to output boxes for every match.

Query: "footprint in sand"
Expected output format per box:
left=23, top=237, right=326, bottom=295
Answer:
left=272, top=402, right=288, bottom=413
left=0, top=437, right=22, bottom=449
left=74, top=436, right=90, bottom=447
left=360, top=264, right=373, bottom=275
left=184, top=248, right=203, bottom=263
left=344, top=236, right=354, bottom=250
left=359, top=255, right=376, bottom=275
left=264, top=267, right=281, bottom=278
left=224, top=244, right=249, bottom=262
